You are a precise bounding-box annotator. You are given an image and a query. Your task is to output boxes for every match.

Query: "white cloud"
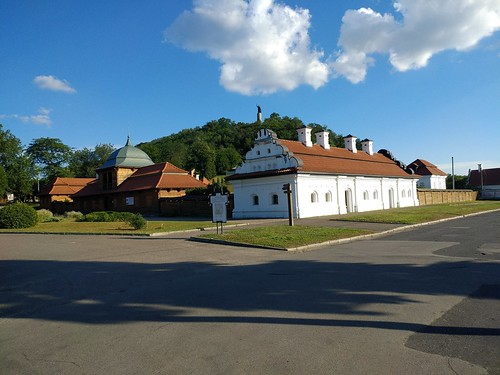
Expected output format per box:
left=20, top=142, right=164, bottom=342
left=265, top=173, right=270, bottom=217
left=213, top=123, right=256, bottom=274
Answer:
left=332, top=0, right=500, bottom=83
left=165, top=0, right=329, bottom=95
left=0, top=107, right=52, bottom=126
left=33, top=75, right=76, bottom=93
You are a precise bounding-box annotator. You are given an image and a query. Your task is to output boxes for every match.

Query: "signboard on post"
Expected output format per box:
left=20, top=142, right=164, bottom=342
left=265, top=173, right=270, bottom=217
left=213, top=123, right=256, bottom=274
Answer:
left=210, top=193, right=228, bottom=233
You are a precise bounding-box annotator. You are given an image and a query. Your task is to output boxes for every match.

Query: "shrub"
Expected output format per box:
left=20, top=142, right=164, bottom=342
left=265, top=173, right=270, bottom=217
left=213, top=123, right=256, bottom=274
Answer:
left=79, top=211, right=139, bottom=223
left=0, top=202, right=38, bottom=229
left=127, top=213, right=146, bottom=230
left=37, top=209, right=54, bottom=223
left=64, top=211, right=83, bottom=221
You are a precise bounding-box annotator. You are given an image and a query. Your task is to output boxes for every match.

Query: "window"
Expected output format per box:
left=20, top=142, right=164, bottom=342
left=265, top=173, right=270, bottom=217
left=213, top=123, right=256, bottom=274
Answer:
left=363, top=190, right=369, bottom=200
left=408, top=189, right=412, bottom=198
left=325, top=191, right=332, bottom=202
left=125, top=197, right=134, bottom=206
left=256, top=150, right=261, bottom=156
left=402, top=190, right=406, bottom=198
left=267, top=148, right=271, bottom=154
left=272, top=194, right=279, bottom=205
left=311, top=191, right=318, bottom=203
left=252, top=195, right=259, bottom=205
left=373, top=190, right=379, bottom=200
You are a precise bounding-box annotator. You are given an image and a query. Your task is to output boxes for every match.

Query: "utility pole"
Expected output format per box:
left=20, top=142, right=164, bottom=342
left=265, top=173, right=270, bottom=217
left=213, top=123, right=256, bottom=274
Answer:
left=452, top=157, right=455, bottom=189
left=282, top=183, right=294, bottom=226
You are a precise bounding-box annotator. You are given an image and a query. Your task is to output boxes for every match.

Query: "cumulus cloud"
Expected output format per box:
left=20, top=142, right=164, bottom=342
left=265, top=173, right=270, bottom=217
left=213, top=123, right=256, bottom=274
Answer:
left=165, top=0, right=329, bottom=95
left=33, top=75, right=76, bottom=93
left=332, top=0, right=500, bottom=83
left=0, top=107, right=52, bottom=126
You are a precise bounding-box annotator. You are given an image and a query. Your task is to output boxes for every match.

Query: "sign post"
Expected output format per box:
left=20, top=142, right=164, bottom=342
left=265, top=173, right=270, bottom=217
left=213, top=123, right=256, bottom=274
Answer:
left=282, top=183, right=294, bottom=226
left=210, top=193, right=228, bottom=234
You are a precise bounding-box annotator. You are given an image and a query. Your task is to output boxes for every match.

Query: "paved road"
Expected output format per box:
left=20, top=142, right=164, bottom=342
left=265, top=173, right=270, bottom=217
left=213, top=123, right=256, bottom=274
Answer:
left=1, top=211, right=499, bottom=374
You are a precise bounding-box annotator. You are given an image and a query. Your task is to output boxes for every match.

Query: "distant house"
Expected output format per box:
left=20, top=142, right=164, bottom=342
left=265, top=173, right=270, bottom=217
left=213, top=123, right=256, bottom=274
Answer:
left=468, top=167, right=500, bottom=199
left=226, top=128, right=419, bottom=219
left=407, top=159, right=447, bottom=189
left=72, top=137, right=208, bottom=214
left=38, top=177, right=94, bottom=211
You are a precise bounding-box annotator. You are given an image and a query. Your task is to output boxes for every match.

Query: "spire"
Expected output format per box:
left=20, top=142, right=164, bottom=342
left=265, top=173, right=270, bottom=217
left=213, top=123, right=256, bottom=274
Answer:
left=126, top=134, right=131, bottom=146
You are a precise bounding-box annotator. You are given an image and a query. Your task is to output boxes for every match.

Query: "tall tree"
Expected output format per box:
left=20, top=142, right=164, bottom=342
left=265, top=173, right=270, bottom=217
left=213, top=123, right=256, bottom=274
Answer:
left=187, top=140, right=216, bottom=179
left=26, top=137, right=72, bottom=181
left=0, top=124, right=37, bottom=199
left=69, top=143, right=114, bottom=177
left=0, top=165, right=7, bottom=198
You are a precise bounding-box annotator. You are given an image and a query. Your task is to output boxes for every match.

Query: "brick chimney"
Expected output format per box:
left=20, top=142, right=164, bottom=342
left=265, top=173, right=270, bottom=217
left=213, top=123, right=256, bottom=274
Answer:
left=297, top=126, right=312, bottom=147
left=315, top=131, right=330, bottom=149
left=344, top=134, right=357, bottom=153
left=361, top=139, right=374, bottom=155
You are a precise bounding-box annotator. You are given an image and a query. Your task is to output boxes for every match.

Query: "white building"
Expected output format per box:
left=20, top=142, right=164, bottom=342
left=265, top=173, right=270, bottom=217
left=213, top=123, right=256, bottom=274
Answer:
left=227, top=127, right=420, bottom=219
left=407, top=159, right=447, bottom=189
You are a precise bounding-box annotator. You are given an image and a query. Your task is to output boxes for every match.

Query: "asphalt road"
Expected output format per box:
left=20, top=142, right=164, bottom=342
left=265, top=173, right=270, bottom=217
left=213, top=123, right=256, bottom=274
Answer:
left=1, top=211, right=499, bottom=374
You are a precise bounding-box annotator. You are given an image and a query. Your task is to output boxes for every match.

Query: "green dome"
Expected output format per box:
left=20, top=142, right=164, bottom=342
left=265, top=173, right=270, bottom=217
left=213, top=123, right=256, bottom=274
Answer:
left=97, top=136, right=154, bottom=170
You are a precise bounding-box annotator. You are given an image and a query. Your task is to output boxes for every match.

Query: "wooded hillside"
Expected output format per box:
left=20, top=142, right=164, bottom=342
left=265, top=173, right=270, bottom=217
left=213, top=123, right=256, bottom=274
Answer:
left=137, top=113, right=347, bottom=179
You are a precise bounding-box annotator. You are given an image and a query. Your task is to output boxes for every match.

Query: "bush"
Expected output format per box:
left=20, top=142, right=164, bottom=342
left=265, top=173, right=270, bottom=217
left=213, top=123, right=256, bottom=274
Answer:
left=79, top=211, right=138, bottom=223
left=127, top=214, right=146, bottom=230
left=37, top=209, right=54, bottom=223
left=64, top=211, right=83, bottom=221
left=0, top=202, right=38, bottom=229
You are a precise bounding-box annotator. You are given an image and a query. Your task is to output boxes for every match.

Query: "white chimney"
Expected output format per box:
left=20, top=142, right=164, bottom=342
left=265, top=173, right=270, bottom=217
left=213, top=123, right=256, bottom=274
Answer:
left=361, top=139, right=374, bottom=155
left=315, top=131, right=330, bottom=149
left=297, top=126, right=312, bottom=147
left=344, top=134, right=357, bottom=153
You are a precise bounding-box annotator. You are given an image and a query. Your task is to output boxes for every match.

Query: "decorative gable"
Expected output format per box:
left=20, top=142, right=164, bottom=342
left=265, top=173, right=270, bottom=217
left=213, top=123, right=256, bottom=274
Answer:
left=234, top=129, right=302, bottom=174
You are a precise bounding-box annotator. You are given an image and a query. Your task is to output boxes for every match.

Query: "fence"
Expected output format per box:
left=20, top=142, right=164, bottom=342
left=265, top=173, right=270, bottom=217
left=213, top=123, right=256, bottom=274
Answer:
left=417, top=189, right=478, bottom=205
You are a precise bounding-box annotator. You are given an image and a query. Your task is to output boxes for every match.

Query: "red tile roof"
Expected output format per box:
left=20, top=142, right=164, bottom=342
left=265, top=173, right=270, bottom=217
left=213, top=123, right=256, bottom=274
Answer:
left=117, top=162, right=207, bottom=192
left=38, top=177, right=94, bottom=196
left=229, top=139, right=417, bottom=180
left=468, top=167, right=500, bottom=187
left=407, top=159, right=447, bottom=177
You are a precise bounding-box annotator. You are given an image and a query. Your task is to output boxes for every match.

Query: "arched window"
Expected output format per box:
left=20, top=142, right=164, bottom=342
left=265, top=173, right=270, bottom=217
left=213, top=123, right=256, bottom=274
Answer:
left=256, top=150, right=261, bottom=156
left=408, top=189, right=412, bottom=198
left=272, top=194, right=279, bottom=205
left=363, top=190, right=369, bottom=200
left=402, top=190, right=406, bottom=198
left=311, top=191, right=318, bottom=203
left=325, top=191, right=332, bottom=202
left=252, top=195, right=259, bottom=206
left=373, top=190, right=379, bottom=200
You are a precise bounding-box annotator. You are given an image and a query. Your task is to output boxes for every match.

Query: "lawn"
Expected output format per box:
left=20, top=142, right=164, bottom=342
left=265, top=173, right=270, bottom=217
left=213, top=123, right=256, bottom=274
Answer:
left=334, top=201, right=500, bottom=225
left=200, top=225, right=371, bottom=249
left=0, top=219, right=215, bottom=235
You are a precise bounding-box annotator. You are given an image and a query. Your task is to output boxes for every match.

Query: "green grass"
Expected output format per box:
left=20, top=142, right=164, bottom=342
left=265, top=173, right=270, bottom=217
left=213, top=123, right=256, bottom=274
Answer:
left=0, top=219, right=215, bottom=235
left=200, top=225, right=371, bottom=249
left=334, top=201, right=500, bottom=225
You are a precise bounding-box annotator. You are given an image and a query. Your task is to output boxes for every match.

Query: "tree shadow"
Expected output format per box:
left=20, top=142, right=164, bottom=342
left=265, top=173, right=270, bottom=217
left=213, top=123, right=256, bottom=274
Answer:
left=1, top=258, right=499, bottom=336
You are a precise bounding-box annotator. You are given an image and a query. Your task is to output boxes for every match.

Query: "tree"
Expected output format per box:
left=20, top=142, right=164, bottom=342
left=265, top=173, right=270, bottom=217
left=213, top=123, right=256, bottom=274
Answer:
left=0, top=124, right=37, bottom=199
left=69, top=143, right=114, bottom=177
left=215, top=147, right=242, bottom=175
left=26, top=137, right=72, bottom=181
left=0, top=165, right=7, bottom=198
left=186, top=140, right=216, bottom=179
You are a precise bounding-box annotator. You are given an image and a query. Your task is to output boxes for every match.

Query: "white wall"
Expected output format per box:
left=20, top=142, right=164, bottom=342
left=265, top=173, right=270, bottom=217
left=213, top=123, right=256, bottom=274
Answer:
left=231, top=173, right=419, bottom=219
left=417, top=175, right=447, bottom=189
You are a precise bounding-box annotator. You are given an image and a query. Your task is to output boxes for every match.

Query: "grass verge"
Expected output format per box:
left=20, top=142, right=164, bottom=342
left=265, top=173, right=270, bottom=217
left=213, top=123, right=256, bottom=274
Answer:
left=334, top=201, right=500, bottom=225
left=199, top=225, right=371, bottom=249
left=0, top=219, right=215, bottom=235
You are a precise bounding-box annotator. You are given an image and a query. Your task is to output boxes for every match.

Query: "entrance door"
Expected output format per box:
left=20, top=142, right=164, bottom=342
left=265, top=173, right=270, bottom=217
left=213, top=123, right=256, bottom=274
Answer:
left=388, top=188, right=395, bottom=208
left=345, top=189, right=353, bottom=213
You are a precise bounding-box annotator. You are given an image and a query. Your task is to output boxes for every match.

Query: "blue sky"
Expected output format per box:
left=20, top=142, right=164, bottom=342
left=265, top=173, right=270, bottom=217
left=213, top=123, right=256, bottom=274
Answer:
left=1, top=0, right=499, bottom=175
